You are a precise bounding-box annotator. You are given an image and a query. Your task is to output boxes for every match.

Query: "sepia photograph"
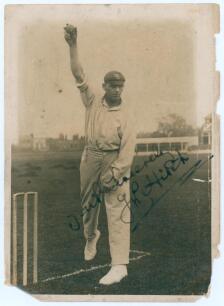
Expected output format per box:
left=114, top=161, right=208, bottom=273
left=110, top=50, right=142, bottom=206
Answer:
left=4, top=4, right=220, bottom=302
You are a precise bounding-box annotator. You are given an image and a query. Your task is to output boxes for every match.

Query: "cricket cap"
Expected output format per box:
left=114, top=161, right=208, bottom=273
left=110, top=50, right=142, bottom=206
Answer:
left=104, top=71, right=125, bottom=85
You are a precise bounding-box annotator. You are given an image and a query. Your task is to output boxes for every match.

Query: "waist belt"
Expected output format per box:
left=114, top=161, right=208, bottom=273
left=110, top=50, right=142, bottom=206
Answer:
left=85, top=145, right=119, bottom=153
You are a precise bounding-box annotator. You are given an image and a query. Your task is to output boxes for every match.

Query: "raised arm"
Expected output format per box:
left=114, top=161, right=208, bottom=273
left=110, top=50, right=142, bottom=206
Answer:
left=64, top=24, right=84, bottom=83
left=64, top=24, right=95, bottom=107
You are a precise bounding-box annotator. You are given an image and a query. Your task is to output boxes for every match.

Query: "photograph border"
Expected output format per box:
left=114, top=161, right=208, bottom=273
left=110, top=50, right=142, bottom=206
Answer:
left=3, top=1, right=222, bottom=303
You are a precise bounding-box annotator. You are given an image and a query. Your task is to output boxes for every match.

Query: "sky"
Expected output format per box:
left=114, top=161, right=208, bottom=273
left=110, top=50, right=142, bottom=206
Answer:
left=5, top=5, right=216, bottom=142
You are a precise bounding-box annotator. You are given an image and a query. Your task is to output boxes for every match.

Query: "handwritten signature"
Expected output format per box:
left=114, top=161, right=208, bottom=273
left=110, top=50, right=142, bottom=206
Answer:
left=67, top=150, right=213, bottom=233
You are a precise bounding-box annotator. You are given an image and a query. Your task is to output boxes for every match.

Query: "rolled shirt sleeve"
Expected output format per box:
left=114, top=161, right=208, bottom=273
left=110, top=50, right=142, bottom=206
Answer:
left=76, top=78, right=95, bottom=108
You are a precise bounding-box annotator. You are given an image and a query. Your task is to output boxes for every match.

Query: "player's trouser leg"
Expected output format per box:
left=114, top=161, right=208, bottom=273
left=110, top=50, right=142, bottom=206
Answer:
left=80, top=149, right=103, bottom=240
left=102, top=152, right=131, bottom=265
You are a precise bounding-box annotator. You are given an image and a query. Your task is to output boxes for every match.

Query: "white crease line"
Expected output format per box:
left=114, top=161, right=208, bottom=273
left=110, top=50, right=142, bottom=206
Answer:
left=41, top=249, right=151, bottom=283
left=130, top=249, right=151, bottom=256
left=192, top=178, right=212, bottom=183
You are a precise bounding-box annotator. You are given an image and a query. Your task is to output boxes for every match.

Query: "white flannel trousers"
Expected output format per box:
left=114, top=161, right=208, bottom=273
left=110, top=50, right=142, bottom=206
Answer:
left=80, top=147, right=130, bottom=265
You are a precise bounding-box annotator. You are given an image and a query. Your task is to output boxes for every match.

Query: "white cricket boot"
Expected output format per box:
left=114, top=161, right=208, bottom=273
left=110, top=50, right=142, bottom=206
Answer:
left=99, top=265, right=127, bottom=285
left=84, top=230, right=101, bottom=261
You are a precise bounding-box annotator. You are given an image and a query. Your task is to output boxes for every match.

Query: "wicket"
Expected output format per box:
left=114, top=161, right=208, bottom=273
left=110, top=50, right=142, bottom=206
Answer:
left=12, top=192, right=38, bottom=286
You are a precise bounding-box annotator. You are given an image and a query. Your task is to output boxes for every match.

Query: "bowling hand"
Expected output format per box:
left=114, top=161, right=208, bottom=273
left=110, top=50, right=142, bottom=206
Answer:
left=64, top=24, right=77, bottom=46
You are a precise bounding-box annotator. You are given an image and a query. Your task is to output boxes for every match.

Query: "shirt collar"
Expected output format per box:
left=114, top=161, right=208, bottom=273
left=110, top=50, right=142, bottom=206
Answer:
left=102, top=97, right=121, bottom=111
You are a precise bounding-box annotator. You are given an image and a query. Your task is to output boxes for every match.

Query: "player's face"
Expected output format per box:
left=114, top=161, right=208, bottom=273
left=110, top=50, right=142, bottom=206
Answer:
left=103, top=82, right=124, bottom=99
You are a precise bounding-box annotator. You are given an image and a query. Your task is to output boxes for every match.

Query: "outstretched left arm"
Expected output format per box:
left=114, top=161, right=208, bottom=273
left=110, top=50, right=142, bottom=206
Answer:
left=100, top=115, right=136, bottom=192
left=111, top=118, right=136, bottom=181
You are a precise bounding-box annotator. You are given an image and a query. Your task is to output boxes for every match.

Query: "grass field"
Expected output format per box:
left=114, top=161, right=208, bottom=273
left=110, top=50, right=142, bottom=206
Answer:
left=11, top=150, right=212, bottom=295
